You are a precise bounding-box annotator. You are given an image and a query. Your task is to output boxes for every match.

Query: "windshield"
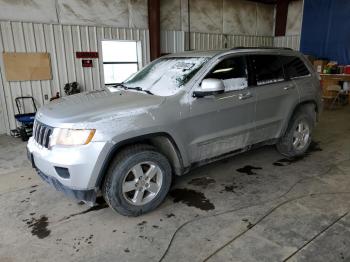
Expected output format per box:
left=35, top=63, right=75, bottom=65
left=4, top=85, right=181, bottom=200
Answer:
left=123, top=57, right=209, bottom=96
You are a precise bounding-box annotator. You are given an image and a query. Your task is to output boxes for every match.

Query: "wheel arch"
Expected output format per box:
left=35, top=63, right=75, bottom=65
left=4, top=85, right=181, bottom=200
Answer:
left=95, top=132, right=184, bottom=189
left=281, top=100, right=318, bottom=136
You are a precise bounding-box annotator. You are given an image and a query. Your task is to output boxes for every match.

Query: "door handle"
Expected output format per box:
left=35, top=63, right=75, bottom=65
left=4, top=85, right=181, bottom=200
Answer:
left=238, top=92, right=253, bottom=100
left=284, top=85, right=295, bottom=90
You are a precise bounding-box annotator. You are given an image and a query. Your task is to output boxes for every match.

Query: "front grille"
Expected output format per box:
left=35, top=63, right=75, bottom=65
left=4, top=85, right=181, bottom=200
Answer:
left=33, top=120, right=53, bottom=148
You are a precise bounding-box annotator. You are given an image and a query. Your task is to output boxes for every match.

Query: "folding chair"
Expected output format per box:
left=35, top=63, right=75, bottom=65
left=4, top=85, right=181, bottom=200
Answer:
left=323, top=85, right=343, bottom=109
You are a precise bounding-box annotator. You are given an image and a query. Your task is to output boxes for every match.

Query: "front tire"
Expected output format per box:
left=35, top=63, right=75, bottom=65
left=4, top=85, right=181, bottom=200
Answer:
left=102, top=144, right=172, bottom=216
left=276, top=106, right=316, bottom=158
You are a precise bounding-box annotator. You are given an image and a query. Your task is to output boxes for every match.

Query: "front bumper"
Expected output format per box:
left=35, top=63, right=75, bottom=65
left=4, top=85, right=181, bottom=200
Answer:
left=36, top=168, right=96, bottom=202
left=27, top=137, right=110, bottom=200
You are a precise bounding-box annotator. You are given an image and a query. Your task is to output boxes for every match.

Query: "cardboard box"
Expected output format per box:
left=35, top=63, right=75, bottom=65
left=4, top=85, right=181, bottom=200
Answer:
left=313, top=60, right=328, bottom=73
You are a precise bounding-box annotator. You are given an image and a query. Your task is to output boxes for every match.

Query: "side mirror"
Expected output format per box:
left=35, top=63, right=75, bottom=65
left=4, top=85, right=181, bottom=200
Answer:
left=193, top=78, right=225, bottom=98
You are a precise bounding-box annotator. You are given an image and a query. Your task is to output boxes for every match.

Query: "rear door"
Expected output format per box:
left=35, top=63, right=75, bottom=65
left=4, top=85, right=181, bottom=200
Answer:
left=185, top=55, right=256, bottom=163
left=249, top=54, right=300, bottom=144
left=280, top=55, right=317, bottom=104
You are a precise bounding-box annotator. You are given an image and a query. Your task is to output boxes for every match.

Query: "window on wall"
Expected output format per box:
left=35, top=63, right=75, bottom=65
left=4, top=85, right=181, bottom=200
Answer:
left=102, top=41, right=139, bottom=85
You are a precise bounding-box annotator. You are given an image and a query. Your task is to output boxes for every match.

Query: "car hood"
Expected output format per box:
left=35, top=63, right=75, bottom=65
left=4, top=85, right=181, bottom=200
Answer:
left=36, top=88, right=165, bottom=127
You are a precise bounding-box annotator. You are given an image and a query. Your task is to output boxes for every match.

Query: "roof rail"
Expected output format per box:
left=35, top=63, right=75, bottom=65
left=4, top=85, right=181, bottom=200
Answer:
left=230, top=46, right=293, bottom=51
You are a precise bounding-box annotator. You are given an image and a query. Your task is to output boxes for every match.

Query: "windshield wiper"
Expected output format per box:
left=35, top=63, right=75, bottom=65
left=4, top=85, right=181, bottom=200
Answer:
left=141, top=89, right=154, bottom=95
left=113, top=83, right=128, bottom=89
left=122, top=86, right=154, bottom=95
left=113, top=83, right=154, bottom=95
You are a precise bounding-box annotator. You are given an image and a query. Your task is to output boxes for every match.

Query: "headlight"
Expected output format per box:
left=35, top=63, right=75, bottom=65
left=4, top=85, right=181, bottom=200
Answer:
left=49, top=128, right=96, bottom=147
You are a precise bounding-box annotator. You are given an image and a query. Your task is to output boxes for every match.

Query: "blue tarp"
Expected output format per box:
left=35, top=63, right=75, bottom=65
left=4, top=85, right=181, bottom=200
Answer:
left=300, top=0, right=350, bottom=65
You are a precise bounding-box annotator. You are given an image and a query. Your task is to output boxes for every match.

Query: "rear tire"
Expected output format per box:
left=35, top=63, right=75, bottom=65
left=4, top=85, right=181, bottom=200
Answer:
left=102, top=144, right=172, bottom=216
left=276, top=105, right=316, bottom=158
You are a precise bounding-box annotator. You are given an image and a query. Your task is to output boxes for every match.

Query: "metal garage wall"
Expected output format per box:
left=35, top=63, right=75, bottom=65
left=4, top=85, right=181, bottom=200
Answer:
left=161, top=31, right=185, bottom=54
left=274, top=35, right=300, bottom=50
left=0, top=21, right=150, bottom=134
left=230, top=35, right=274, bottom=48
left=161, top=30, right=274, bottom=53
left=187, top=32, right=274, bottom=50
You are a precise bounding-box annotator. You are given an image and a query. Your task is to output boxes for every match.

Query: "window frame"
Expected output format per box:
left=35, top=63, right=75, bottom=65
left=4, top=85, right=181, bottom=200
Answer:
left=279, top=55, right=311, bottom=81
left=101, top=40, right=140, bottom=86
left=200, top=54, right=252, bottom=93
left=248, top=54, right=287, bottom=87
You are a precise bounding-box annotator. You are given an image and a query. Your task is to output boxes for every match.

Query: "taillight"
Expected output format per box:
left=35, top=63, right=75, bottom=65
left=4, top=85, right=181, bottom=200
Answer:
left=318, top=74, right=323, bottom=91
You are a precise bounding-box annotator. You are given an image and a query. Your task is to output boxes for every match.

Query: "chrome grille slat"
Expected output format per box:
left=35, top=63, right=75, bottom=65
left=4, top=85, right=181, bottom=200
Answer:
left=44, top=129, right=52, bottom=148
left=35, top=125, right=41, bottom=142
left=39, top=126, right=46, bottom=145
left=35, top=122, right=41, bottom=142
left=33, top=121, right=53, bottom=149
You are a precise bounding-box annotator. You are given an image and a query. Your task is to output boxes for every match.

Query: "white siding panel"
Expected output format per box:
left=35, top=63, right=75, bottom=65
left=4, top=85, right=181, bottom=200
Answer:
left=161, top=31, right=185, bottom=54
left=89, top=26, right=101, bottom=90
left=163, top=31, right=275, bottom=52
left=53, top=24, right=68, bottom=95
left=274, top=35, right=300, bottom=50
left=1, top=22, right=18, bottom=129
left=44, top=24, right=60, bottom=96
left=184, top=32, right=273, bottom=51
left=0, top=21, right=150, bottom=134
left=80, top=26, right=93, bottom=92
left=71, top=25, right=85, bottom=91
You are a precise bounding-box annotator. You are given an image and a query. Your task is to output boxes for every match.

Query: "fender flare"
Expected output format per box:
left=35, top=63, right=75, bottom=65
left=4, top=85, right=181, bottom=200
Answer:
left=281, top=100, right=318, bottom=136
left=94, top=132, right=184, bottom=188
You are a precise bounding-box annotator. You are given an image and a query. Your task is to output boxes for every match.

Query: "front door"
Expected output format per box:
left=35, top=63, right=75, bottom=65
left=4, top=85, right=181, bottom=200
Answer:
left=184, top=55, right=256, bottom=163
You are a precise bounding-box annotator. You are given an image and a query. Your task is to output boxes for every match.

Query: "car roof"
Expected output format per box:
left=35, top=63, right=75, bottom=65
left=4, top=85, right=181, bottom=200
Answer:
left=164, top=47, right=297, bottom=58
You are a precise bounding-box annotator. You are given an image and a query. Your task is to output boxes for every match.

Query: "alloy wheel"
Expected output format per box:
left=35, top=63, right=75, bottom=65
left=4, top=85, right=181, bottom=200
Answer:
left=292, top=120, right=310, bottom=151
left=122, top=161, right=163, bottom=206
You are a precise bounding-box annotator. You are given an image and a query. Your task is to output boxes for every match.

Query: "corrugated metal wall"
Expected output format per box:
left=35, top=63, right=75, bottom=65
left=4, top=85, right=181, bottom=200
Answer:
left=160, top=31, right=185, bottom=54
left=161, top=30, right=274, bottom=53
left=0, top=21, right=150, bottom=134
left=274, top=35, right=300, bottom=50
left=188, top=33, right=274, bottom=50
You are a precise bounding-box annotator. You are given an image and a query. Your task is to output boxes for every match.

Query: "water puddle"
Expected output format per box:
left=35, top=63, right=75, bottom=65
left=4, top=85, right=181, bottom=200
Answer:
left=169, top=188, right=215, bottom=211
left=188, top=177, right=216, bottom=188
left=236, top=165, right=262, bottom=175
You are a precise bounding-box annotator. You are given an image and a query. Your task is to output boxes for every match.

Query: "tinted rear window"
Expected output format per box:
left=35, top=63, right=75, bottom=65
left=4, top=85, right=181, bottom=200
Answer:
left=279, top=56, right=310, bottom=79
left=250, top=55, right=284, bottom=86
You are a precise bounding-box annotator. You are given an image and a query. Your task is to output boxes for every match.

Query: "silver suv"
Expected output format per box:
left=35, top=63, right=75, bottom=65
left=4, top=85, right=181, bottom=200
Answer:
left=27, top=48, right=322, bottom=216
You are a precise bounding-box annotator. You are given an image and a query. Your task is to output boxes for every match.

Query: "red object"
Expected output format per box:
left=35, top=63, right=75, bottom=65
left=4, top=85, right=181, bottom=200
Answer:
left=82, top=59, right=93, bottom=67
left=344, top=66, right=350, bottom=74
left=76, top=52, right=99, bottom=59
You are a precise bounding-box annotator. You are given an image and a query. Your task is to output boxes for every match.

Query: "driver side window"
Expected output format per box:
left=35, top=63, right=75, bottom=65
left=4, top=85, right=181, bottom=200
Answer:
left=205, top=56, right=248, bottom=92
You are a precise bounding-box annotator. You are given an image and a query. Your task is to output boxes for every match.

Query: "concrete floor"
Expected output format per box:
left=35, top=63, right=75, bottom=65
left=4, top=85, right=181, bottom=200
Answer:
left=0, top=107, right=350, bottom=262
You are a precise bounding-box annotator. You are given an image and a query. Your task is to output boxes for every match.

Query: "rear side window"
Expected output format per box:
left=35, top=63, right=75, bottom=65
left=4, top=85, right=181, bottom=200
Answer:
left=250, top=55, right=284, bottom=86
left=279, top=56, right=310, bottom=79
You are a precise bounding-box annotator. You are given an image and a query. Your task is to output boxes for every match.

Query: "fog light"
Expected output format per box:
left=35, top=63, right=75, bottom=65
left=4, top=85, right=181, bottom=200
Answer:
left=54, top=167, right=70, bottom=179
